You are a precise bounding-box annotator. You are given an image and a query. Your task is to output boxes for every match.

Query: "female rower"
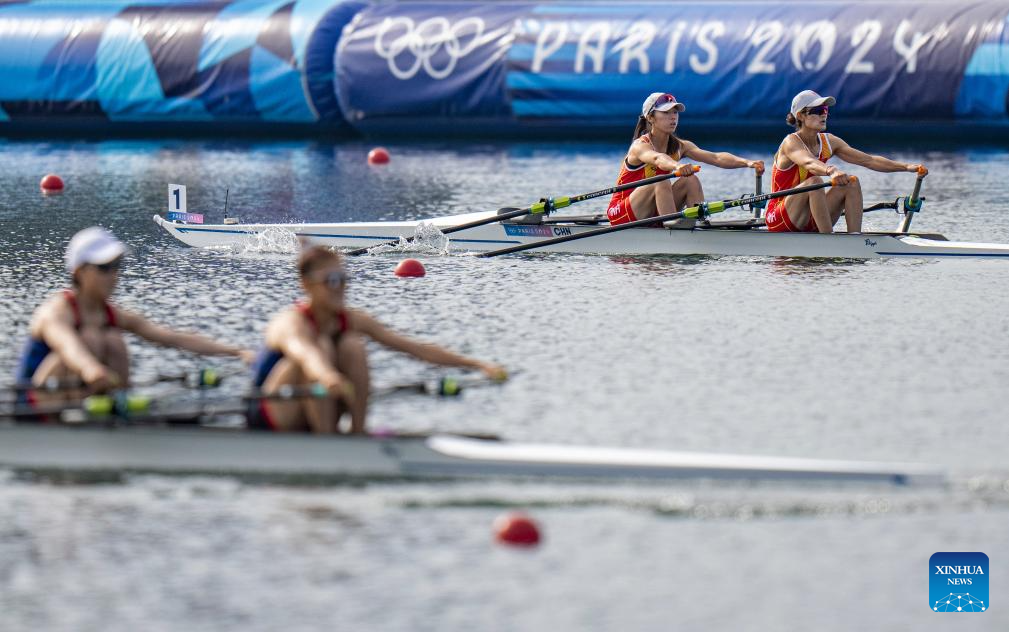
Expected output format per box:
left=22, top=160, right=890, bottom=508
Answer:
left=16, top=227, right=253, bottom=401
left=765, top=90, right=927, bottom=233
left=607, top=92, right=764, bottom=227
left=250, top=245, right=507, bottom=434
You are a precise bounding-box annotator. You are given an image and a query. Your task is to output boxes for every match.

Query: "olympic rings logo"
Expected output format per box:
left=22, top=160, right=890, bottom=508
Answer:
left=374, top=16, right=486, bottom=80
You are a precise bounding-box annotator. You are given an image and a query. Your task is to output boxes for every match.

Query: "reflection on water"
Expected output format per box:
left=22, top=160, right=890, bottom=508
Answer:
left=765, top=256, right=871, bottom=276
left=607, top=254, right=714, bottom=269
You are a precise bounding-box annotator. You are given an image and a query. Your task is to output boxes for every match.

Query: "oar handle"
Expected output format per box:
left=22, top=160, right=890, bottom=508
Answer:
left=898, top=166, right=927, bottom=233
left=909, top=166, right=927, bottom=207
left=752, top=163, right=766, bottom=217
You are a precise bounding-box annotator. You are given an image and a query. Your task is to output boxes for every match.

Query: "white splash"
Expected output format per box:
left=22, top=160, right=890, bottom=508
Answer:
left=368, top=221, right=449, bottom=255
left=239, top=227, right=301, bottom=254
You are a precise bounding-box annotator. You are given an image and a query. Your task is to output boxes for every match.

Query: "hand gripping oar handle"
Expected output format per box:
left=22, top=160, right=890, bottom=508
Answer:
left=344, top=166, right=700, bottom=256
left=899, top=166, right=928, bottom=233
left=752, top=163, right=766, bottom=218
left=479, top=175, right=840, bottom=258
left=909, top=165, right=927, bottom=207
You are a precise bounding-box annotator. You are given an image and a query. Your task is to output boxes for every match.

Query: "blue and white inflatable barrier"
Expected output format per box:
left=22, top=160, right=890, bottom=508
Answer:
left=0, top=0, right=1006, bottom=136
left=0, top=0, right=365, bottom=131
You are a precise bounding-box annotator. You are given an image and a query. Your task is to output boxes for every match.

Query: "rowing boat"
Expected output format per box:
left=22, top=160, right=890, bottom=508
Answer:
left=153, top=211, right=1009, bottom=259
left=0, top=421, right=942, bottom=485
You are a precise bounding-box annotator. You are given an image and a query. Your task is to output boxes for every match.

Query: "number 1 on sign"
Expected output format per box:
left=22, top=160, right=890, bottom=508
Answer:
left=169, top=184, right=187, bottom=213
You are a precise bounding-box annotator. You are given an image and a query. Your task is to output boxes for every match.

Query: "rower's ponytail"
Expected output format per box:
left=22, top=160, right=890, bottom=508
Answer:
left=632, top=115, right=648, bottom=140
left=666, top=135, right=682, bottom=159
left=786, top=112, right=800, bottom=129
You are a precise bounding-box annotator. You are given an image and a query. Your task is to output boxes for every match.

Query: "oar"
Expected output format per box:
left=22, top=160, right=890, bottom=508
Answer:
left=478, top=176, right=844, bottom=258
left=0, top=374, right=510, bottom=424
left=247, top=374, right=508, bottom=402
left=344, top=166, right=700, bottom=256
left=898, top=166, right=928, bottom=233
left=0, top=392, right=156, bottom=421
left=3, top=367, right=238, bottom=399
left=841, top=199, right=900, bottom=217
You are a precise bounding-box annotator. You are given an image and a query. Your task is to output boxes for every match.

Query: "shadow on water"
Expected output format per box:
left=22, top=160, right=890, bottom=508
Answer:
left=607, top=254, right=715, bottom=269
left=763, top=256, right=871, bottom=276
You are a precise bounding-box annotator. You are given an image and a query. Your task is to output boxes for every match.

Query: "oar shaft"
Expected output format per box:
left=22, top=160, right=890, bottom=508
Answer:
left=843, top=200, right=898, bottom=216
left=479, top=177, right=836, bottom=258
left=246, top=376, right=482, bottom=402
left=560, top=167, right=698, bottom=208
left=345, top=167, right=698, bottom=256
left=474, top=172, right=692, bottom=226
left=6, top=368, right=233, bottom=393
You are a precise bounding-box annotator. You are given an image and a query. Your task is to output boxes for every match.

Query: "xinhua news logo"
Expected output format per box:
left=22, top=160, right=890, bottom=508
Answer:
left=930, top=552, right=988, bottom=613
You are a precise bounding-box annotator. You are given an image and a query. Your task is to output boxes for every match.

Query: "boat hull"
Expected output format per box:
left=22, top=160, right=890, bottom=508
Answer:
left=0, top=423, right=943, bottom=485
left=153, top=213, right=1009, bottom=259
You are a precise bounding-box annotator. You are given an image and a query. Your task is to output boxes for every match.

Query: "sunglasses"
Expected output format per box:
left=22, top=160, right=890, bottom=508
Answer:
left=654, top=94, right=677, bottom=106
left=313, top=270, right=350, bottom=289
left=649, top=94, right=679, bottom=113
left=93, top=259, right=122, bottom=273
left=803, top=105, right=829, bottom=116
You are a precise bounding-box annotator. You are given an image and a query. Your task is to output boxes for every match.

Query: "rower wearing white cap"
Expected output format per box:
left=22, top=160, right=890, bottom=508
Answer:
left=607, top=92, right=764, bottom=227
left=15, top=227, right=252, bottom=402
left=765, top=90, right=927, bottom=233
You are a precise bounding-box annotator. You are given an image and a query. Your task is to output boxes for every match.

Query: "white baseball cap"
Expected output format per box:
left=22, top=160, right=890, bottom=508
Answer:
left=790, top=90, right=836, bottom=116
left=642, top=93, right=686, bottom=116
left=65, top=227, right=128, bottom=273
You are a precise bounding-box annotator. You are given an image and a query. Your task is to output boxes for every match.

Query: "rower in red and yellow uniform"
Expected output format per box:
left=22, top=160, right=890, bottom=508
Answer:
left=15, top=227, right=253, bottom=406
left=607, top=92, right=763, bottom=227
left=765, top=90, right=927, bottom=233
left=249, top=245, right=506, bottom=434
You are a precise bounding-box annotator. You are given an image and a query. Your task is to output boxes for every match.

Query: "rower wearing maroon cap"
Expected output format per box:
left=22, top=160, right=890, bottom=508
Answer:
left=765, top=90, right=927, bottom=233
left=607, top=92, right=764, bottom=227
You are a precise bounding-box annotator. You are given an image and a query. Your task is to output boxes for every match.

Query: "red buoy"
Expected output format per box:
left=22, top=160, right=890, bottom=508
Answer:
left=494, top=512, right=541, bottom=546
left=394, top=258, right=426, bottom=278
left=40, top=174, right=65, bottom=193
left=367, top=147, right=391, bottom=165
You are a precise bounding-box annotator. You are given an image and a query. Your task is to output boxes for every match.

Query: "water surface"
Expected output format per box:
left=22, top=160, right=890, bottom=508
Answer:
left=1, top=138, right=1007, bottom=631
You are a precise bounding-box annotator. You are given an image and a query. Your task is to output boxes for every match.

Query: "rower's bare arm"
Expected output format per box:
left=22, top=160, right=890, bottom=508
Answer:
left=355, top=311, right=506, bottom=379
left=681, top=142, right=760, bottom=171
left=831, top=139, right=924, bottom=173
left=37, top=305, right=108, bottom=384
left=631, top=140, right=683, bottom=173
left=264, top=313, right=344, bottom=389
left=780, top=137, right=834, bottom=177
left=118, top=310, right=250, bottom=360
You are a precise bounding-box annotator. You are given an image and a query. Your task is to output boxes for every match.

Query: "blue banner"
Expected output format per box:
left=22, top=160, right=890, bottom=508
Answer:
left=0, top=1, right=1007, bottom=134
left=335, top=3, right=531, bottom=122
left=505, top=2, right=1009, bottom=121
left=0, top=0, right=361, bottom=127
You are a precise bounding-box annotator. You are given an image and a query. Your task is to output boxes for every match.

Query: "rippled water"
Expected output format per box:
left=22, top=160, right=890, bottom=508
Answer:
left=1, top=138, right=1008, bottom=630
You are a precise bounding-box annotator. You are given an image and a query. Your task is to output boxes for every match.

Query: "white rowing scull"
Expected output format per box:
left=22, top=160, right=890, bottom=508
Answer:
left=153, top=210, right=1009, bottom=259
left=0, top=421, right=943, bottom=485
